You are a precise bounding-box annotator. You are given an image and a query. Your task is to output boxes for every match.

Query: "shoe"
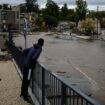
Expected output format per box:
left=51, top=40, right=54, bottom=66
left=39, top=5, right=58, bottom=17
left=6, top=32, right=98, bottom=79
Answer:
left=20, top=94, right=30, bottom=98
left=20, top=95, right=31, bottom=103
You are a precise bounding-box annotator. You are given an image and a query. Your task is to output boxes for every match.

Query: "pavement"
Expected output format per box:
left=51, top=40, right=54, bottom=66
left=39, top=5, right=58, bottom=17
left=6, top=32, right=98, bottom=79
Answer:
left=0, top=56, right=32, bottom=105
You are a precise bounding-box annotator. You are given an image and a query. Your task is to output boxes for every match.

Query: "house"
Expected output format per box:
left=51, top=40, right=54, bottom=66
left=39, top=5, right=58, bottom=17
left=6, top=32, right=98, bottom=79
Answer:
left=0, top=10, right=20, bottom=32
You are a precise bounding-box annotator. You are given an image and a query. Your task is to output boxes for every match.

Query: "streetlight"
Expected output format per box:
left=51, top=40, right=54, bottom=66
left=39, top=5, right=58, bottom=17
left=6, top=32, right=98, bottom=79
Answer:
left=96, top=5, right=99, bottom=37
left=23, top=16, right=28, bottom=48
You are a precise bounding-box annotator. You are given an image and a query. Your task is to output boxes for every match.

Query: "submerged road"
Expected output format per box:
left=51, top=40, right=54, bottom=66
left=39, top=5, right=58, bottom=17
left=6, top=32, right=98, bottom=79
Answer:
left=14, top=32, right=105, bottom=105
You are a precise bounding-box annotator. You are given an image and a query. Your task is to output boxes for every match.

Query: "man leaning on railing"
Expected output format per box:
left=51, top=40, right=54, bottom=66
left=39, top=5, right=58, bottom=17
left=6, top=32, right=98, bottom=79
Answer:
left=20, top=38, right=44, bottom=103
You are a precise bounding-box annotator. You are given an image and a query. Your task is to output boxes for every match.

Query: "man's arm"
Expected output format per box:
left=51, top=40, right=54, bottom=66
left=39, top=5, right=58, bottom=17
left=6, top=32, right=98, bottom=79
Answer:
left=32, top=48, right=42, bottom=60
left=30, top=48, right=42, bottom=69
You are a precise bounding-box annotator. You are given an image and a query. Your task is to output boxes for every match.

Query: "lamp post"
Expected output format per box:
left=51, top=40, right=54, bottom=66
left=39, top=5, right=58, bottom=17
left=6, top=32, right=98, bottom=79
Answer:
left=23, top=16, right=28, bottom=48
left=96, top=5, right=99, bottom=38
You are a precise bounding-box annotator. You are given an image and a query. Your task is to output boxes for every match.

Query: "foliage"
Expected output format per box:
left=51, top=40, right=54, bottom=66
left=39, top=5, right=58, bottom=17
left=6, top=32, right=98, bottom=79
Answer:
left=76, top=0, right=87, bottom=21
left=66, top=9, right=76, bottom=22
left=87, top=10, right=105, bottom=28
left=87, top=11, right=96, bottom=19
left=44, top=15, right=58, bottom=27
left=60, top=3, right=68, bottom=20
left=101, top=18, right=105, bottom=28
left=0, top=4, right=12, bottom=10
left=81, top=18, right=96, bottom=35
left=0, top=5, right=2, bottom=9
left=72, top=27, right=82, bottom=34
left=3, top=4, right=8, bottom=10
left=42, top=0, right=59, bottom=27
left=20, top=4, right=27, bottom=13
left=87, top=11, right=105, bottom=20
left=25, top=0, right=39, bottom=13
left=69, top=22, right=76, bottom=29
left=45, top=0, right=59, bottom=19
left=36, top=15, right=44, bottom=26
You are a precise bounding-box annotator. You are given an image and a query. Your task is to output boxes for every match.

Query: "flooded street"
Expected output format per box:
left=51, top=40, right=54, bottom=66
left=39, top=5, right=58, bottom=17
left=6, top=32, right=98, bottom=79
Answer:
left=14, top=32, right=105, bottom=105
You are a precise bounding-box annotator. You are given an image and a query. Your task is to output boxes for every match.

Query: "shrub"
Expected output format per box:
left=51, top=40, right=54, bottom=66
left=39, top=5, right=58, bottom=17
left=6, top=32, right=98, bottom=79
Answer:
left=81, top=18, right=96, bottom=35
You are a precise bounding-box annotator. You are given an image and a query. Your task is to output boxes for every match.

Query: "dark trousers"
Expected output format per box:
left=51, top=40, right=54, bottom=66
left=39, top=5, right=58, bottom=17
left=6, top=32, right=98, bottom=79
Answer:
left=21, top=66, right=32, bottom=97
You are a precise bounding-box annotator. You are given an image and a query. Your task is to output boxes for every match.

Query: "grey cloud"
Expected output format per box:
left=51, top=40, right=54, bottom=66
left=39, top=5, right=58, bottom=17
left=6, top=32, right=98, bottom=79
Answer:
left=38, top=0, right=105, bottom=5
left=0, top=0, right=105, bottom=6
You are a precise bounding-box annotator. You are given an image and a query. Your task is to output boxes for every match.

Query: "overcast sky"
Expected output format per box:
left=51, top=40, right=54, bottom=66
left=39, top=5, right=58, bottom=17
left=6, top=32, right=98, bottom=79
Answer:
left=0, top=0, right=105, bottom=10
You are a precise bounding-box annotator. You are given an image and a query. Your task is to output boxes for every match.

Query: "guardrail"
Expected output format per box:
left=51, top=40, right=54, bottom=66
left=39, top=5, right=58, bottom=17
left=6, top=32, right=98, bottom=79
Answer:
left=6, top=41, right=100, bottom=105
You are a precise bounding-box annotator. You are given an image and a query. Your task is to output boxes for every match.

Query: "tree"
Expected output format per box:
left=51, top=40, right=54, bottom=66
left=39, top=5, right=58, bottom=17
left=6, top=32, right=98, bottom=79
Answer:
left=101, top=18, right=105, bottom=28
left=43, top=0, right=59, bottom=27
left=76, top=0, right=87, bottom=21
left=2, top=4, right=9, bottom=10
left=66, top=9, right=77, bottom=22
left=25, top=0, right=39, bottom=13
left=44, top=15, right=58, bottom=27
left=20, top=4, right=27, bottom=13
left=45, top=0, right=59, bottom=19
left=87, top=11, right=105, bottom=28
left=87, top=11, right=96, bottom=19
left=0, top=5, right=2, bottom=9
left=60, top=3, right=68, bottom=20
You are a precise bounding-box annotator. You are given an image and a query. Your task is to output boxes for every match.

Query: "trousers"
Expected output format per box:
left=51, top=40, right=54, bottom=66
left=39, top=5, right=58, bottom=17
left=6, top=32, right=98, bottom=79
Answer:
left=21, top=66, right=32, bottom=97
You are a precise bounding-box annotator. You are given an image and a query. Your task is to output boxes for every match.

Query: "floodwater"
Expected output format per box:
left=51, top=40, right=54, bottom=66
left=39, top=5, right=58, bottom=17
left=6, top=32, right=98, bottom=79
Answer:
left=14, top=32, right=105, bottom=105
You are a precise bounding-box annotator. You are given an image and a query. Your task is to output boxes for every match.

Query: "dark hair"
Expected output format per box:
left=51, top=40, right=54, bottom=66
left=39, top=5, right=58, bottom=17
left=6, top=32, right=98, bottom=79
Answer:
left=37, top=38, right=44, bottom=46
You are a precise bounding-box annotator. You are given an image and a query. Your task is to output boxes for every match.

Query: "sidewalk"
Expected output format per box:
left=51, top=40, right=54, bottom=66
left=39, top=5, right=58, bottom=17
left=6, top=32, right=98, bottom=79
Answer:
left=0, top=59, right=31, bottom=105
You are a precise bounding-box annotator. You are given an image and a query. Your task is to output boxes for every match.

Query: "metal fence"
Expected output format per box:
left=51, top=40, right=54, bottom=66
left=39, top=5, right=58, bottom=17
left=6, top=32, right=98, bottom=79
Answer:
left=6, top=41, right=100, bottom=105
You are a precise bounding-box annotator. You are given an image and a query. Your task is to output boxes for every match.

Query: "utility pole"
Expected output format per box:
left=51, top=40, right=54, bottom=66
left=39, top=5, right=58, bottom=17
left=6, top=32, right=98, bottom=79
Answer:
left=23, top=16, right=28, bottom=48
left=97, top=5, right=99, bottom=39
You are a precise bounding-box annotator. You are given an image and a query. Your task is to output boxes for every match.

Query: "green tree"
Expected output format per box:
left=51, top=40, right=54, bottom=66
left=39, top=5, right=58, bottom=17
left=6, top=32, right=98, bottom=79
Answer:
left=25, top=0, right=39, bottom=13
left=44, top=15, right=58, bottom=27
left=43, top=0, right=59, bottom=27
left=36, top=15, right=44, bottom=26
left=0, top=5, right=2, bottom=9
left=2, top=4, right=9, bottom=10
left=76, top=0, right=87, bottom=21
left=87, top=10, right=105, bottom=28
left=87, top=11, right=96, bottom=19
left=20, top=4, right=27, bottom=13
left=45, top=0, right=59, bottom=19
left=66, top=9, right=76, bottom=22
left=101, top=18, right=105, bottom=28
left=60, top=3, right=68, bottom=20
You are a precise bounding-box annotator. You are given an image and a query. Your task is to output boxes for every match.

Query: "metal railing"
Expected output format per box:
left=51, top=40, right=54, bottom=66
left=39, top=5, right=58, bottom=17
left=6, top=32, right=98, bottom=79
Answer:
left=6, top=41, right=100, bottom=105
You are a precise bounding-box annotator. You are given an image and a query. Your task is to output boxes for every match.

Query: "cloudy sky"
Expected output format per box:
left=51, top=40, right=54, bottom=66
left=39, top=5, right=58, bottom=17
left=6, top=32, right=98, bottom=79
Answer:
left=0, top=0, right=105, bottom=10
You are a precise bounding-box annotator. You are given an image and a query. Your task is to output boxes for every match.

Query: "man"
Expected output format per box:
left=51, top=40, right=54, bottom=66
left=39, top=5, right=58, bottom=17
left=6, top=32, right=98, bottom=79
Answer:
left=20, top=38, right=44, bottom=102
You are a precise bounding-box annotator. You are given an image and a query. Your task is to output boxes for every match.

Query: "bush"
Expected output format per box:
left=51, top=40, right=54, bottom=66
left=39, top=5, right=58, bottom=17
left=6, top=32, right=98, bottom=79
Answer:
left=72, top=27, right=82, bottom=34
left=80, top=18, right=96, bottom=35
left=101, top=18, right=105, bottom=28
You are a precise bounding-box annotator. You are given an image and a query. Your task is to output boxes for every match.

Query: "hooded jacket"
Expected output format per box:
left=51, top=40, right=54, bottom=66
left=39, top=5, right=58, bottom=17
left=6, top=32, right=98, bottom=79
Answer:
left=23, top=44, right=42, bottom=68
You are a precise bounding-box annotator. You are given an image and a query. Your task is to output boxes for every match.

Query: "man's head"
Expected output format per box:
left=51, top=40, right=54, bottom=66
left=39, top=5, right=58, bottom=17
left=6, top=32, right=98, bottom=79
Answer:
left=37, top=38, right=44, bottom=47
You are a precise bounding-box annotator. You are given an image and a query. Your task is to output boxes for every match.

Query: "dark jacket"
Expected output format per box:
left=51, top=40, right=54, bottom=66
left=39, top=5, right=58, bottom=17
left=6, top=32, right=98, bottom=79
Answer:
left=23, top=44, right=42, bottom=69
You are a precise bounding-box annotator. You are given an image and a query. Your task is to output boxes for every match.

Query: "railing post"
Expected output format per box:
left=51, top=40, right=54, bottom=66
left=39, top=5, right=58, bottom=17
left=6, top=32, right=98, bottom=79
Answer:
left=42, top=67, right=45, bottom=105
left=61, top=83, right=67, bottom=105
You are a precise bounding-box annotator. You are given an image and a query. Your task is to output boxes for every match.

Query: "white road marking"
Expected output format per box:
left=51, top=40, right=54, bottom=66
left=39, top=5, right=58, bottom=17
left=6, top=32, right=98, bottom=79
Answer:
left=73, top=65, right=98, bottom=85
left=70, top=62, right=105, bottom=90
